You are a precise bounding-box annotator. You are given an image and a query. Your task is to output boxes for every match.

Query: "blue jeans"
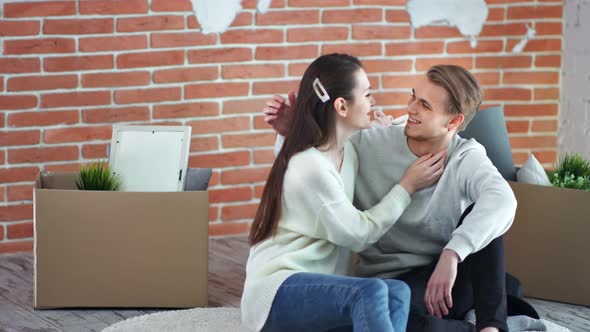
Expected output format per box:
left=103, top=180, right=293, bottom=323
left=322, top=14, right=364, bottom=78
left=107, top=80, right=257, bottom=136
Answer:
left=262, top=272, right=411, bottom=332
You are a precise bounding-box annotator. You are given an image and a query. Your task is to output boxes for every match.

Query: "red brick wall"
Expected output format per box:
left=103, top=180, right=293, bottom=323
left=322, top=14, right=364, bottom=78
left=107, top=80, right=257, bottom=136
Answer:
left=0, top=0, right=563, bottom=252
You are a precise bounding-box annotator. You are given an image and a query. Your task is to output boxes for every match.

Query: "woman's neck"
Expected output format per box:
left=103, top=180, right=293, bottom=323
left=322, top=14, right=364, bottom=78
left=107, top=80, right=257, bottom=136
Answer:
left=318, top=123, right=355, bottom=171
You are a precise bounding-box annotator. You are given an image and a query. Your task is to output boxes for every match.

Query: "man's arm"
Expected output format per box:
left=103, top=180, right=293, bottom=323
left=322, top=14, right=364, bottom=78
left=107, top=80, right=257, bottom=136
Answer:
left=445, top=146, right=517, bottom=260
left=425, top=144, right=517, bottom=318
left=424, top=249, right=459, bottom=318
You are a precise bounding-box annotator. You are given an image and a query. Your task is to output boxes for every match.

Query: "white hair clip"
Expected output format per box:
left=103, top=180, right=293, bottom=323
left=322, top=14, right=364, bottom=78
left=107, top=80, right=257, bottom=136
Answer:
left=312, top=77, right=330, bottom=103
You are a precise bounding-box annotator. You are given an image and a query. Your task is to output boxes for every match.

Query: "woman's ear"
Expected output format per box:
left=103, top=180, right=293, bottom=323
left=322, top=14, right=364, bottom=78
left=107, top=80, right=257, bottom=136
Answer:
left=333, top=97, right=348, bottom=118
left=447, top=113, right=465, bottom=132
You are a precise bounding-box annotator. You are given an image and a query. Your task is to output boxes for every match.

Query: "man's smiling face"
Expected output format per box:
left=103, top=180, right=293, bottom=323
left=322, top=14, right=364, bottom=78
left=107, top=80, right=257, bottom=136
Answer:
left=404, top=75, right=457, bottom=142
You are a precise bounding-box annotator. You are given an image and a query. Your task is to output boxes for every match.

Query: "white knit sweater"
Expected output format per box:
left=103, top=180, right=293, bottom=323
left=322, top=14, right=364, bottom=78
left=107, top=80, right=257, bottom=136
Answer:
left=240, top=142, right=411, bottom=331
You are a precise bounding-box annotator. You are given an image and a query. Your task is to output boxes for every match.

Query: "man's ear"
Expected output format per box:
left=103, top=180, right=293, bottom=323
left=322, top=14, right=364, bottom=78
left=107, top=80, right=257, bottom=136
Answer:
left=448, top=113, right=464, bottom=131
left=333, top=97, right=348, bottom=117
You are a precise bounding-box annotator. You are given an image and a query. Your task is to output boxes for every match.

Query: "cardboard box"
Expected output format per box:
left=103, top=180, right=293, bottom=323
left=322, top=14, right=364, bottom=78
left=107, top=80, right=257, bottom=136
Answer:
left=33, top=171, right=209, bottom=309
left=505, top=182, right=590, bottom=306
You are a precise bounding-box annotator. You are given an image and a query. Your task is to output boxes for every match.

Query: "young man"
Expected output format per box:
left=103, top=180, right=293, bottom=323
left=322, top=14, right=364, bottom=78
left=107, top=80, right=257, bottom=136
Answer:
left=264, top=65, right=517, bottom=332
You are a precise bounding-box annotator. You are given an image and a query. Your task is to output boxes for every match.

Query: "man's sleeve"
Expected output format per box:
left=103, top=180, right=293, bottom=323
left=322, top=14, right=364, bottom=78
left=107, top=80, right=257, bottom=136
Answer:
left=274, top=134, right=285, bottom=157
left=444, top=146, right=517, bottom=261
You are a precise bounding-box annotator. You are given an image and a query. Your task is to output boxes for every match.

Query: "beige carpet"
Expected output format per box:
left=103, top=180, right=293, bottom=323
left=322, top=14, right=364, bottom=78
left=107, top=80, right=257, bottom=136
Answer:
left=102, top=307, right=571, bottom=332
left=102, top=308, right=247, bottom=332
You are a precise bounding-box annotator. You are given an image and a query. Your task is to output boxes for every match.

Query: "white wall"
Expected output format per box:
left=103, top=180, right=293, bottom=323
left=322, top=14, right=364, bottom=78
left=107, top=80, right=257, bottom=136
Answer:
left=560, top=0, right=590, bottom=160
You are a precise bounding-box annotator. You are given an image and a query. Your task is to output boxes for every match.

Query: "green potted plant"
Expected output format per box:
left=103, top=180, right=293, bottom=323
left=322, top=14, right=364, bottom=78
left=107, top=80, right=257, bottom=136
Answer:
left=75, top=161, right=122, bottom=191
left=551, top=153, right=590, bottom=191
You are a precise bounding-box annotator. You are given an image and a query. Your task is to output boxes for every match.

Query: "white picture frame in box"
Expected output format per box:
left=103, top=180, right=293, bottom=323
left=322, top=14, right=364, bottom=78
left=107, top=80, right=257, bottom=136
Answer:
left=108, top=125, right=192, bottom=192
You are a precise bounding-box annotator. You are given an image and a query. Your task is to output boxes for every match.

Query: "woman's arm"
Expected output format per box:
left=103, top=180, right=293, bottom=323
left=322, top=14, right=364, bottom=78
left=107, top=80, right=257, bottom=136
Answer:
left=284, top=149, right=444, bottom=252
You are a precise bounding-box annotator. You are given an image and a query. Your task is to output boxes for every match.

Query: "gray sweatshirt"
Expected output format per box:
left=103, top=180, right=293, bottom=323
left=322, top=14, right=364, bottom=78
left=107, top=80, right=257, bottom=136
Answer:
left=350, top=125, right=517, bottom=278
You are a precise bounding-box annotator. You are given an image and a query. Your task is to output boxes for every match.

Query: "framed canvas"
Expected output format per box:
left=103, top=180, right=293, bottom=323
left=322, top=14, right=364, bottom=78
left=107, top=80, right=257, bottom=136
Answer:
left=108, top=125, right=192, bottom=192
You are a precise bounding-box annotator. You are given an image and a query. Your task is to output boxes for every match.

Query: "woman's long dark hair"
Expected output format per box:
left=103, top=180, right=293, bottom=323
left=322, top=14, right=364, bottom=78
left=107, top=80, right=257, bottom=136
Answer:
left=249, top=53, right=363, bottom=246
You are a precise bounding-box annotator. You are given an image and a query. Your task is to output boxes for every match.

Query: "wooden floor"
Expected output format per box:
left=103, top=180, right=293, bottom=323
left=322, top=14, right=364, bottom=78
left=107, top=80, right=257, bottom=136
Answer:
left=0, top=236, right=588, bottom=332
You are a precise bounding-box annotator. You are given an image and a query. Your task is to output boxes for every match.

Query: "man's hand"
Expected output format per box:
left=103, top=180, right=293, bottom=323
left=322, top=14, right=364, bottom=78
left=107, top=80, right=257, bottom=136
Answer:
left=370, top=110, right=395, bottom=128
left=424, top=249, right=459, bottom=319
left=263, top=91, right=296, bottom=137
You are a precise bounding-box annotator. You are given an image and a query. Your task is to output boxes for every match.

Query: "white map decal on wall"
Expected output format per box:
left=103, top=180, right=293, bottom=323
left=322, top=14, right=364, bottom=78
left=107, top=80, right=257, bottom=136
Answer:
left=512, top=24, right=536, bottom=53
left=257, top=0, right=271, bottom=13
left=190, top=0, right=271, bottom=34
left=407, top=0, right=488, bottom=48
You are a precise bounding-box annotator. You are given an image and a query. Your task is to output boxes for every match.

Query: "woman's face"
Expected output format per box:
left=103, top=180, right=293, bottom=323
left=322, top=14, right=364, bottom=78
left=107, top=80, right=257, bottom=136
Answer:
left=342, top=68, right=375, bottom=130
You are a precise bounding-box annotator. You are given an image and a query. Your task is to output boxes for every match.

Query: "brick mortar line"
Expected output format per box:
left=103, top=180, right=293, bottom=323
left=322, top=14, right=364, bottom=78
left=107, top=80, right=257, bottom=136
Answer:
left=1, top=130, right=274, bottom=142
left=1, top=109, right=560, bottom=133
left=0, top=51, right=562, bottom=60
left=0, top=237, right=34, bottom=244
left=0, top=102, right=564, bottom=112
left=2, top=143, right=276, bottom=157
left=1, top=75, right=561, bottom=85
left=1, top=154, right=271, bottom=166
left=2, top=149, right=276, bottom=165
left=0, top=66, right=564, bottom=82
left=0, top=27, right=565, bottom=41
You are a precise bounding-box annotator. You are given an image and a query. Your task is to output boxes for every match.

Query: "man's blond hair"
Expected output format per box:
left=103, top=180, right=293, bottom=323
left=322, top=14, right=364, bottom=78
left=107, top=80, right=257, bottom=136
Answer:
left=427, top=65, right=483, bottom=131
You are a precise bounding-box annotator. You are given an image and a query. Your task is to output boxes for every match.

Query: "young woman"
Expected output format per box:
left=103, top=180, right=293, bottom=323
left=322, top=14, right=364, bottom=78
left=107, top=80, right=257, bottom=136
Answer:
left=241, top=54, right=446, bottom=332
